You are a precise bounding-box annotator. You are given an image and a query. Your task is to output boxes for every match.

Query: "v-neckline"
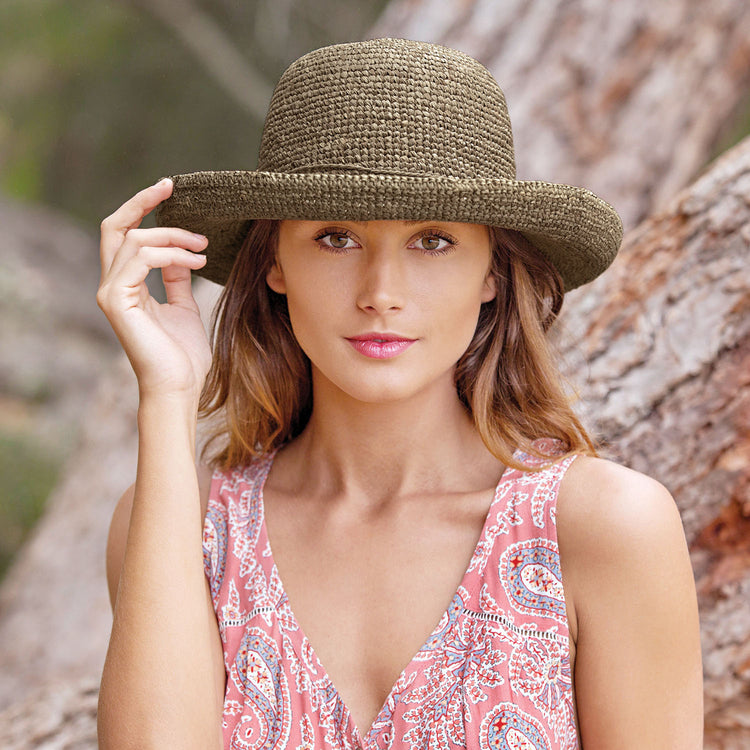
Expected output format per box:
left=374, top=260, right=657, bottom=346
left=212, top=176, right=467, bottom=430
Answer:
left=255, top=448, right=521, bottom=744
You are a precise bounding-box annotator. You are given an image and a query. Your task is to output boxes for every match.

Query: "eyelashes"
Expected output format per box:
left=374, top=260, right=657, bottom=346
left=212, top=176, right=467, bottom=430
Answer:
left=312, top=227, right=458, bottom=256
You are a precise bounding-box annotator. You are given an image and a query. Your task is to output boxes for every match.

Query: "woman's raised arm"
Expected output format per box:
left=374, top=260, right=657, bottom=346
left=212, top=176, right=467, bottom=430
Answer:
left=96, top=179, right=224, bottom=750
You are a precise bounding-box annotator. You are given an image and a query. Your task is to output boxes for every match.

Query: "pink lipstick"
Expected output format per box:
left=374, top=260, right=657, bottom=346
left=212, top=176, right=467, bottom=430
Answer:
left=345, top=333, right=416, bottom=359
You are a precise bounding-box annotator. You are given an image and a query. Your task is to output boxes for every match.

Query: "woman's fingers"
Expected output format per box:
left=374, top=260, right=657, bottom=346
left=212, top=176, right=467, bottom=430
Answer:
left=100, top=179, right=174, bottom=277
left=106, top=227, right=208, bottom=279
left=162, top=261, right=201, bottom=308
left=97, top=246, right=207, bottom=315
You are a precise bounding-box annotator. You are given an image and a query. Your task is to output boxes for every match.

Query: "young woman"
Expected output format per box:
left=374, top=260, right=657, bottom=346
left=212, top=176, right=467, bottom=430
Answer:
left=96, top=38, right=703, bottom=749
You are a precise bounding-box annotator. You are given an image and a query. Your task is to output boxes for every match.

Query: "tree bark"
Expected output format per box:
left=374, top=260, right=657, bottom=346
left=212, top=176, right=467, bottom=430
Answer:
left=0, top=678, right=99, bottom=750
left=0, top=355, right=138, bottom=711
left=555, top=136, right=750, bottom=748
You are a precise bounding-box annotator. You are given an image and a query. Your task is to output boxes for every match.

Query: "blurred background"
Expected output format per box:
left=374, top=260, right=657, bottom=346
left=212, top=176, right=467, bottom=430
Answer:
left=1, top=0, right=750, bottom=747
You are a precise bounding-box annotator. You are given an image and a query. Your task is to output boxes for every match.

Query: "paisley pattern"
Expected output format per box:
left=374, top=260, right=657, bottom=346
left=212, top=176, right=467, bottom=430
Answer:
left=203, top=438, right=580, bottom=748
left=228, top=627, right=292, bottom=749
left=480, top=703, right=550, bottom=749
left=203, top=503, right=228, bottom=600
left=500, top=540, right=567, bottom=623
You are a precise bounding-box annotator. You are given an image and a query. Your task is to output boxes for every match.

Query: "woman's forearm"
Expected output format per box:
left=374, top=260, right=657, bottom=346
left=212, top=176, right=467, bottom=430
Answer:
left=98, top=395, right=222, bottom=749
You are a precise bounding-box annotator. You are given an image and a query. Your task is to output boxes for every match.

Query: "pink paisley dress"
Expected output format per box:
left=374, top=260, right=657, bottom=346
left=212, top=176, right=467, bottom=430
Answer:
left=202, top=438, right=580, bottom=749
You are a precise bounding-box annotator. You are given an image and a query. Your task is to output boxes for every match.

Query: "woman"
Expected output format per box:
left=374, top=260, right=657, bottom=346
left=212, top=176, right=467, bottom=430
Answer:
left=96, top=38, right=703, bottom=749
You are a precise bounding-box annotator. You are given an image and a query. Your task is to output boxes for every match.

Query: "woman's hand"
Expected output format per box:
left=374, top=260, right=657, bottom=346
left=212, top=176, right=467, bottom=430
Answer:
left=97, top=178, right=212, bottom=401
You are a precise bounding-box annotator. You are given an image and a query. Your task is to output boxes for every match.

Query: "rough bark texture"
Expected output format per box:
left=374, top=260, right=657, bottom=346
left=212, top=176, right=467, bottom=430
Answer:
left=0, top=355, right=138, bottom=711
left=0, top=678, right=99, bottom=750
left=1, top=0, right=750, bottom=746
left=554, top=136, right=750, bottom=748
left=0, top=279, right=221, bottom=747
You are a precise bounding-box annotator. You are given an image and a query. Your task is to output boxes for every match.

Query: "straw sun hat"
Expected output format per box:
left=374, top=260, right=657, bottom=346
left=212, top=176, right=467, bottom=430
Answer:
left=155, top=37, right=622, bottom=292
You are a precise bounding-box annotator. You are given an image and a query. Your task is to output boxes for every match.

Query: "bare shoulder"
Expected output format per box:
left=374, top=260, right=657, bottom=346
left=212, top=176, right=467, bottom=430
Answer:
left=557, top=453, right=684, bottom=560
left=555, top=453, right=691, bottom=643
left=106, top=482, right=137, bottom=611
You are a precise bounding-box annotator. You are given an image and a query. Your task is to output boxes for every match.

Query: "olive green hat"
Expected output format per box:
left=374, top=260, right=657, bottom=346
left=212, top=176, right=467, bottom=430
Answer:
left=155, top=37, right=622, bottom=292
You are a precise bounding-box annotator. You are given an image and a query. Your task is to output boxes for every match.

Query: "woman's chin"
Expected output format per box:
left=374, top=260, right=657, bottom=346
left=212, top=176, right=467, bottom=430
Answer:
left=314, top=369, right=457, bottom=408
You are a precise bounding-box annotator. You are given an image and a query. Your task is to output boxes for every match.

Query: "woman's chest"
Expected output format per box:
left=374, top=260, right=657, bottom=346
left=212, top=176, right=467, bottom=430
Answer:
left=262, top=489, right=497, bottom=734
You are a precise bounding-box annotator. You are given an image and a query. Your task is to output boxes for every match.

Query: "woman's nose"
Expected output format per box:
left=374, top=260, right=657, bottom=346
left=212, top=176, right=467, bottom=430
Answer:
left=355, top=249, right=407, bottom=314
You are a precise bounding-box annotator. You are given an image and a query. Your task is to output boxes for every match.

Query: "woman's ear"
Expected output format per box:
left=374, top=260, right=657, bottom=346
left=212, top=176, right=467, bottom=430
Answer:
left=266, top=260, right=286, bottom=294
left=481, top=272, right=497, bottom=303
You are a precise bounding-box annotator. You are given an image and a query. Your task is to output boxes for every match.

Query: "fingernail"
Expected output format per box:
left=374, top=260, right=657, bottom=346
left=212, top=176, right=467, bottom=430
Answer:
left=192, top=232, right=207, bottom=240
left=155, top=177, right=172, bottom=187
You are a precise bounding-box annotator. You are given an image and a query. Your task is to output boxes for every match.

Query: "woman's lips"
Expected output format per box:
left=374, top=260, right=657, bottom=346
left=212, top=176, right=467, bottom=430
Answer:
left=345, top=334, right=417, bottom=359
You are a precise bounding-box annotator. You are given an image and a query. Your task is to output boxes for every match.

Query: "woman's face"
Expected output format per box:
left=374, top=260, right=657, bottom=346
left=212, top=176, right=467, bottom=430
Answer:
left=267, top=220, right=496, bottom=404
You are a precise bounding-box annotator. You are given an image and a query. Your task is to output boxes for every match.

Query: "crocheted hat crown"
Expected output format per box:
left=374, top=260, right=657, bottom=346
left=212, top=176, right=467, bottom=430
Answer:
left=257, top=38, right=516, bottom=180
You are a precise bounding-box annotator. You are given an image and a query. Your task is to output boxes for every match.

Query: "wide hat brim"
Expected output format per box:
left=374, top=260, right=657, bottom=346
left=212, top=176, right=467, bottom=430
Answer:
left=155, top=169, right=623, bottom=293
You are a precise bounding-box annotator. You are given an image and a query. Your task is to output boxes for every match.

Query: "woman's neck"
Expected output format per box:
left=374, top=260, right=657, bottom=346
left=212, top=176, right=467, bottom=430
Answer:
left=278, top=368, right=504, bottom=506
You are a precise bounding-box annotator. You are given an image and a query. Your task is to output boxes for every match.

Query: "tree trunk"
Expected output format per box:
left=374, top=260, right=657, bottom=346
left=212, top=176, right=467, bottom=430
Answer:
left=2, top=0, right=749, bottom=746
left=555, top=136, right=750, bottom=748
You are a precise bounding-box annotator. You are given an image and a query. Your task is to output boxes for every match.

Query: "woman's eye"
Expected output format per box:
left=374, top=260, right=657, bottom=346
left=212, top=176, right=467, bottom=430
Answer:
left=419, top=236, right=446, bottom=252
left=413, top=233, right=455, bottom=254
left=316, top=231, right=356, bottom=251
left=314, top=229, right=455, bottom=254
left=327, top=233, right=351, bottom=249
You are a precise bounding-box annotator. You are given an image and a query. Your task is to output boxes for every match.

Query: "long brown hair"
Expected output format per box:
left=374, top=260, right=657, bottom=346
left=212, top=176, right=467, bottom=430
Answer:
left=199, top=220, right=598, bottom=470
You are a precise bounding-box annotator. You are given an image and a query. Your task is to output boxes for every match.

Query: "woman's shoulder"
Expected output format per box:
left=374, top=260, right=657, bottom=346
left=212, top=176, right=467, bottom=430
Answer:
left=558, top=453, right=681, bottom=545
left=557, top=453, right=691, bottom=627
left=556, top=455, right=702, bottom=744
